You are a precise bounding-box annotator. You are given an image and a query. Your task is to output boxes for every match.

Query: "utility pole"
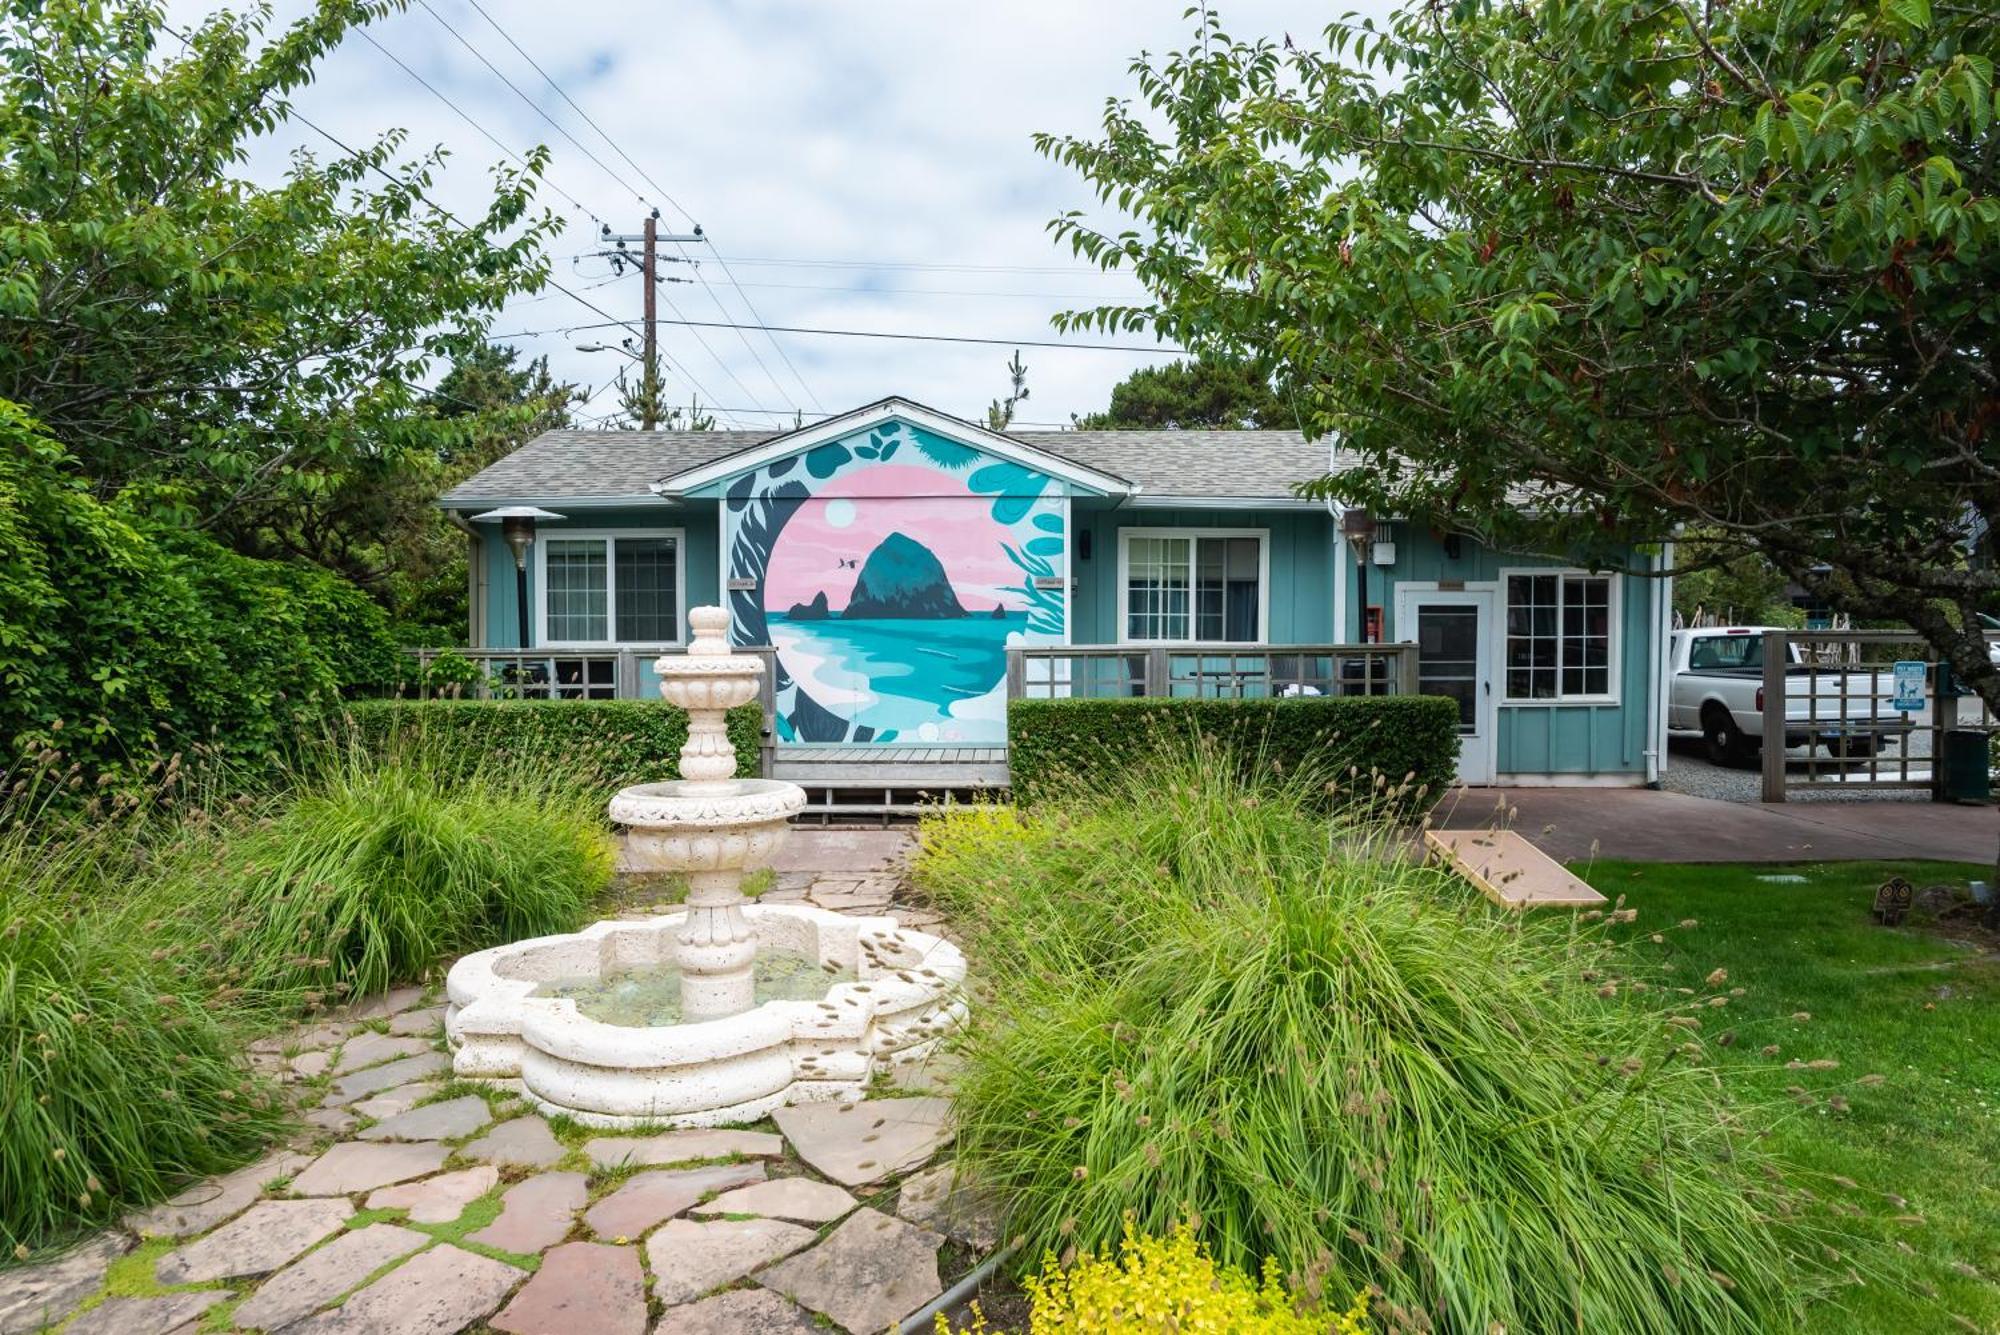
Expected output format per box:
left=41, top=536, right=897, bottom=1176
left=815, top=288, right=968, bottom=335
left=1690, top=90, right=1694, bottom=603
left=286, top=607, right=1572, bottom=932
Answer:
left=593, top=212, right=702, bottom=429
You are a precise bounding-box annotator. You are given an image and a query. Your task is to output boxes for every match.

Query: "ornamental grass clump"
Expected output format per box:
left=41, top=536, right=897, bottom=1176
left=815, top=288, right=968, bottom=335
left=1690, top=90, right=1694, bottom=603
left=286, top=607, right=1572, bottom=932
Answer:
left=918, top=746, right=1810, bottom=1334
left=140, top=736, right=613, bottom=1009
left=0, top=821, right=284, bottom=1254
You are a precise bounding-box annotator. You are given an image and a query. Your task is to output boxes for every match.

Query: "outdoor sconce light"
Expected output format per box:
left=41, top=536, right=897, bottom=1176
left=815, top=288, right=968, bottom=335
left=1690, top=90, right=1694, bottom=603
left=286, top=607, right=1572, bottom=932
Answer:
left=471, top=506, right=566, bottom=648
left=1342, top=508, right=1376, bottom=643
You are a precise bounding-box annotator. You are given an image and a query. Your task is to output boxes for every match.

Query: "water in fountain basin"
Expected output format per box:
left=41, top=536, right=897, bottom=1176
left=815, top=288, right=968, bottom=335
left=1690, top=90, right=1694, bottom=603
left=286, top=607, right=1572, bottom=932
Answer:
left=531, top=951, right=857, bottom=1027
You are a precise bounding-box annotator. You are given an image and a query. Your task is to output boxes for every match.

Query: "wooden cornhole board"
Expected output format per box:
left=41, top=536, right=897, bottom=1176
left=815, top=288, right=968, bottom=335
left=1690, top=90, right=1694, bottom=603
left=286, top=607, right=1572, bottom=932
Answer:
left=1423, top=829, right=1609, bottom=910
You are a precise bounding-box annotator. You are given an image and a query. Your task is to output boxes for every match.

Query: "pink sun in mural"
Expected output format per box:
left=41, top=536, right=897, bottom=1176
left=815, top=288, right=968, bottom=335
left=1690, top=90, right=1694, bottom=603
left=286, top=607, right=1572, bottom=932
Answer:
left=763, top=463, right=1022, bottom=614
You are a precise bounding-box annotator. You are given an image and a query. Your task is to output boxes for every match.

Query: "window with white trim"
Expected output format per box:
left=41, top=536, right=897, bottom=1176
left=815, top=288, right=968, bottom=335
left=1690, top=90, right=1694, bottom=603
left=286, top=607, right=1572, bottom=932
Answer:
left=1121, top=531, right=1265, bottom=643
left=540, top=533, right=681, bottom=644
left=1504, top=573, right=1613, bottom=700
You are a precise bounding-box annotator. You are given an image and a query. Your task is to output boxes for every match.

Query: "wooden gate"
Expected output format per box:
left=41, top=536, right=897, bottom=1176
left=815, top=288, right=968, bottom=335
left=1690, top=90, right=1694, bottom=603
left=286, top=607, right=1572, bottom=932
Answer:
left=1758, top=629, right=1996, bottom=802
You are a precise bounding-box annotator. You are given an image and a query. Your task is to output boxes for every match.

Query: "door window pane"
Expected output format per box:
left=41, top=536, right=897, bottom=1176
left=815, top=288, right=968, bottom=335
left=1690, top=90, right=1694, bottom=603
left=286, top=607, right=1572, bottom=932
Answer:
left=545, top=540, right=607, bottom=642
left=615, top=537, right=678, bottom=641
left=1417, top=605, right=1479, bottom=732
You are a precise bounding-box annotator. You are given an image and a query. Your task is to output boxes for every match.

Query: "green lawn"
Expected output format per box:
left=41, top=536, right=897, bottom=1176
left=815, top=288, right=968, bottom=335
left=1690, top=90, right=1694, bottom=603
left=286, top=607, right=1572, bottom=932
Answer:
left=1581, top=859, right=2000, bottom=1334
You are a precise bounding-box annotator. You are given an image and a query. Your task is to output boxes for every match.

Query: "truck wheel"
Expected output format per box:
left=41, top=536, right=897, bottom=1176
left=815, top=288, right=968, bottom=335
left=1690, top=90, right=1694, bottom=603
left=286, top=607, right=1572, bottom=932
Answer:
left=1703, top=712, right=1753, bottom=767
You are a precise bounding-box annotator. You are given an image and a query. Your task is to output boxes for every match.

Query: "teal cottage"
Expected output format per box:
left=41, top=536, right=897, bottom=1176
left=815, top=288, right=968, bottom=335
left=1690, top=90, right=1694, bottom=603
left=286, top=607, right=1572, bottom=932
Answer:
left=437, top=398, right=1673, bottom=789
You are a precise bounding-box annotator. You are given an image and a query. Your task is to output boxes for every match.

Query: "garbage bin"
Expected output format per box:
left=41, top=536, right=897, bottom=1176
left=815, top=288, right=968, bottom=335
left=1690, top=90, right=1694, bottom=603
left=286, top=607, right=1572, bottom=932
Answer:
left=1939, top=728, right=1992, bottom=802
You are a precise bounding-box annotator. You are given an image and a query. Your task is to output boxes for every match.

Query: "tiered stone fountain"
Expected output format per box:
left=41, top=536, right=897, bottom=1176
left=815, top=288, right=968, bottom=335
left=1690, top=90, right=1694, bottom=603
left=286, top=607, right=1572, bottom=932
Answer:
left=445, top=607, right=964, bottom=1127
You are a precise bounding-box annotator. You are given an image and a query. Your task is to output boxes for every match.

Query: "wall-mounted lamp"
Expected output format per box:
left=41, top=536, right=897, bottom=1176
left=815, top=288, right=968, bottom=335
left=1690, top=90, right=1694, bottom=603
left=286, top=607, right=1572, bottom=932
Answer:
left=470, top=506, right=566, bottom=647
left=1341, top=508, right=1375, bottom=643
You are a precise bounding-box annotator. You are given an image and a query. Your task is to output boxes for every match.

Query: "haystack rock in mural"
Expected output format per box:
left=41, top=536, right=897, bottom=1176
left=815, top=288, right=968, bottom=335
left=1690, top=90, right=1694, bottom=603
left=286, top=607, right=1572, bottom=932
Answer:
left=723, top=420, right=1065, bottom=746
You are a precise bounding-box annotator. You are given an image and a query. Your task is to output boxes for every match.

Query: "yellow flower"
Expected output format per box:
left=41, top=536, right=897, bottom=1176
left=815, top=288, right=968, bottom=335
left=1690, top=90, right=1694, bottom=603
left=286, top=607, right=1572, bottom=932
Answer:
left=937, top=1220, right=1370, bottom=1334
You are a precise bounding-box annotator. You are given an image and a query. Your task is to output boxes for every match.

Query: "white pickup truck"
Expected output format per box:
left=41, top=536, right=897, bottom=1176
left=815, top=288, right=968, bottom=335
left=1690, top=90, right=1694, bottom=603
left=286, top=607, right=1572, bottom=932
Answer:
left=1667, top=627, right=1915, bottom=766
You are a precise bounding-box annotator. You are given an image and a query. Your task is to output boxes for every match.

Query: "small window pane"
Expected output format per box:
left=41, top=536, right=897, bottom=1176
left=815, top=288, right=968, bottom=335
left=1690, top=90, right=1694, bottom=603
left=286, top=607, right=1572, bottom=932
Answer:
left=545, top=540, right=607, bottom=642
left=1126, top=536, right=1192, bottom=641
left=615, top=537, right=678, bottom=642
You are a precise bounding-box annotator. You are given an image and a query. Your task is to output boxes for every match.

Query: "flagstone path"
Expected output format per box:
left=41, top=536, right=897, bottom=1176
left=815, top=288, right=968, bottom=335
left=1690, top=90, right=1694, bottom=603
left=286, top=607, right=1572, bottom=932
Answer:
left=0, top=858, right=992, bottom=1335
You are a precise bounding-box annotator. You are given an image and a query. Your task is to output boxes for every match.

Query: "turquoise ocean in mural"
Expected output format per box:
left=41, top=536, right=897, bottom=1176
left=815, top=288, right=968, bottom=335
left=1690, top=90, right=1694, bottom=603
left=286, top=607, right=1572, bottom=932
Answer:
left=767, top=612, right=1025, bottom=743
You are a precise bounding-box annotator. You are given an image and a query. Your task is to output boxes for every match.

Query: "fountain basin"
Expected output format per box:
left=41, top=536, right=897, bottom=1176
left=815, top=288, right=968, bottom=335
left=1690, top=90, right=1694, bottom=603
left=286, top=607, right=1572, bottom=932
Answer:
left=445, top=904, right=965, bottom=1127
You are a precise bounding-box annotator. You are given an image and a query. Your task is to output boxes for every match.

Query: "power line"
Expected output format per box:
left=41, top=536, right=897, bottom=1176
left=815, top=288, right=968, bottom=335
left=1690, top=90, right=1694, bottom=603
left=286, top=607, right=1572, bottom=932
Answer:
left=486, top=316, right=1186, bottom=355
left=716, top=255, right=1140, bottom=277
left=280, top=109, right=761, bottom=428
left=456, top=0, right=823, bottom=412
left=348, top=25, right=604, bottom=228
left=412, top=0, right=787, bottom=418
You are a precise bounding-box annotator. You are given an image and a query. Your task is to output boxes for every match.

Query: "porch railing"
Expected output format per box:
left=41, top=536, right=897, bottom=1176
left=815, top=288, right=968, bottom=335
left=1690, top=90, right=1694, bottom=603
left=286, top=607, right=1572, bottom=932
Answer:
left=1005, top=643, right=1418, bottom=700
left=404, top=645, right=781, bottom=775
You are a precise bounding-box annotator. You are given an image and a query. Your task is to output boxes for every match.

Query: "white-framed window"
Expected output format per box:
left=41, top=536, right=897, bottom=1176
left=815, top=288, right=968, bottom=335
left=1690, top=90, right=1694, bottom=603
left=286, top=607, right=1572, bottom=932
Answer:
left=1117, top=528, right=1269, bottom=644
left=535, top=530, right=685, bottom=646
left=1502, top=570, right=1618, bottom=702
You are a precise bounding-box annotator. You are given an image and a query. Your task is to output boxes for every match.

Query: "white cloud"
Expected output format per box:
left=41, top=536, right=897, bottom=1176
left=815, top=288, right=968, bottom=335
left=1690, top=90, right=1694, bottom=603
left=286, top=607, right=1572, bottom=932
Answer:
left=161, top=0, right=1391, bottom=428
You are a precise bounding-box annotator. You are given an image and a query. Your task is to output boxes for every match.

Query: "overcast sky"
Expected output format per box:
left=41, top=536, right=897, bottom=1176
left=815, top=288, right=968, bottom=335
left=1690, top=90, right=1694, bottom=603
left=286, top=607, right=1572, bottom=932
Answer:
left=162, top=1, right=1385, bottom=430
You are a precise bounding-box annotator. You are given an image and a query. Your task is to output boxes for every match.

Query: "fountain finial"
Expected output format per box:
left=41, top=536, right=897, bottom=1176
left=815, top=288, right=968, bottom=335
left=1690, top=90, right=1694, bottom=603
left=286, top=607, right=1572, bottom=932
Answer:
left=656, top=607, right=761, bottom=791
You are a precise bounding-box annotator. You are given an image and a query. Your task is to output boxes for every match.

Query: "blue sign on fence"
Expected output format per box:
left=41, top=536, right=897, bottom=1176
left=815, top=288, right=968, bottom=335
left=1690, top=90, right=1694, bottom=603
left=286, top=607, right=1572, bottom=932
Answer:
left=1891, top=660, right=1927, bottom=712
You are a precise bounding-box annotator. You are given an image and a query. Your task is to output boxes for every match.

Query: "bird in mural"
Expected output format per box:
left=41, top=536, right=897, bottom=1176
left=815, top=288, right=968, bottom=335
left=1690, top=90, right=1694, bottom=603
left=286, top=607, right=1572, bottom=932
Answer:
left=836, top=557, right=858, bottom=569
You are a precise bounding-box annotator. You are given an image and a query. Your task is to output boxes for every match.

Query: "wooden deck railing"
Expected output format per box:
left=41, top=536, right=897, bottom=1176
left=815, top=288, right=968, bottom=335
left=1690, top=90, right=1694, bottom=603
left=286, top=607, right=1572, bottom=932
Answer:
left=407, top=645, right=772, bottom=702
left=1005, top=643, right=1418, bottom=700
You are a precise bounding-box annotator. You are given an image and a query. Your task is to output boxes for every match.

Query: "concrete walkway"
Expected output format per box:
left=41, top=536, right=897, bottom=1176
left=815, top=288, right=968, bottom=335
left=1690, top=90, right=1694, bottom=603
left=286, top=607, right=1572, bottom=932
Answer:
left=1432, top=786, right=1999, bottom=865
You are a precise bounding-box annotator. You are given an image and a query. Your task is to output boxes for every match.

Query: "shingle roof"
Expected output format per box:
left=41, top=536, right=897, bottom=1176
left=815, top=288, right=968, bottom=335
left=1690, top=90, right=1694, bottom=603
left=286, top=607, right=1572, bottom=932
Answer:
left=437, top=425, right=1346, bottom=507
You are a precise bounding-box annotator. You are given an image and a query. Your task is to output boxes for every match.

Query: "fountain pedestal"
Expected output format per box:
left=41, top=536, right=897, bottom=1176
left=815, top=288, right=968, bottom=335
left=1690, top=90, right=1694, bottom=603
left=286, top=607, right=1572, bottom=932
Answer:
left=443, top=605, right=966, bottom=1127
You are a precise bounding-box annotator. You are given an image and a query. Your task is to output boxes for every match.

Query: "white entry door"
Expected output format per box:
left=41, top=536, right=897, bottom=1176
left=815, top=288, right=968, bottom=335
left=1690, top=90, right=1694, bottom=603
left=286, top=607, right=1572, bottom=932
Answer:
left=1397, top=588, right=1497, bottom=785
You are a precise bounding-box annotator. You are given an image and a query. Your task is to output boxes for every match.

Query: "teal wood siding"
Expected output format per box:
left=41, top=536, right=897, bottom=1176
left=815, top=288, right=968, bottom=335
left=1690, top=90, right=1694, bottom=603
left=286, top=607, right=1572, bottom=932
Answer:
left=1071, top=507, right=1337, bottom=645
left=477, top=506, right=720, bottom=649
left=1366, top=527, right=1658, bottom=777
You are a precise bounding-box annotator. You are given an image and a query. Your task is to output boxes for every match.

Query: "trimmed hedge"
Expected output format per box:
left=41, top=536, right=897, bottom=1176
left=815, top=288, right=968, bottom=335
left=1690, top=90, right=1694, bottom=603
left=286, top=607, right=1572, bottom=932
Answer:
left=339, top=699, right=765, bottom=788
left=1006, top=695, right=1459, bottom=808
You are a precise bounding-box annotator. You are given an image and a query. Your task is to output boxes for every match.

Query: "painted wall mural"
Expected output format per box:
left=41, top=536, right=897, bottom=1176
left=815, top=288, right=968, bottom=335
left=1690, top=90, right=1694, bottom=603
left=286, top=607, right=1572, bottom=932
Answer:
left=723, top=418, right=1065, bottom=745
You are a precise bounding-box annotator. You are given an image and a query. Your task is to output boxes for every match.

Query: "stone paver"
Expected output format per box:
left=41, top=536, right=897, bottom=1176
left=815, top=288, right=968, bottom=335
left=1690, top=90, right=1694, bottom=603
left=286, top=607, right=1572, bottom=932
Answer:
left=358, top=1094, right=492, bottom=1143
left=123, top=1147, right=310, bottom=1239
left=490, top=1241, right=645, bottom=1335
left=581, top=1129, right=782, bottom=1168
left=291, top=1050, right=334, bottom=1078
left=461, top=1117, right=565, bottom=1169
left=652, top=1289, right=822, bottom=1334
left=366, top=1166, right=499, bottom=1224
left=337, top=985, right=427, bottom=1022
left=331, top=1051, right=450, bottom=1103
left=155, top=1197, right=353, bottom=1285
left=690, top=1177, right=857, bottom=1225
left=304, top=1106, right=360, bottom=1137
left=468, top=1172, right=588, bottom=1253
left=348, top=1080, right=441, bottom=1120
left=64, top=1290, right=231, bottom=1335
left=289, top=1243, right=521, bottom=1335
left=291, top=1141, right=450, bottom=1196
left=333, top=1032, right=435, bottom=1076
left=646, top=1217, right=816, bottom=1306
left=896, top=1163, right=1000, bottom=1250
left=583, top=1163, right=765, bottom=1240
left=0, top=1232, right=132, bottom=1335
left=805, top=876, right=896, bottom=912
left=757, top=1207, right=944, bottom=1335
left=231, top=1224, right=428, bottom=1331
left=771, top=1097, right=953, bottom=1186
left=389, top=1005, right=447, bottom=1036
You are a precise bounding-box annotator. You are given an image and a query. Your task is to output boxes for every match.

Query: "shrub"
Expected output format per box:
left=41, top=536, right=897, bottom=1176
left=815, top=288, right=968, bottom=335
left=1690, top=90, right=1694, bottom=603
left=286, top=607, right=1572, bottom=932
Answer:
left=136, top=738, right=614, bottom=1008
left=918, top=748, right=1803, bottom=1335
left=338, top=699, right=765, bottom=791
left=0, top=823, right=284, bottom=1253
left=0, top=403, right=401, bottom=792
left=1004, top=696, right=1457, bottom=808
left=944, top=1223, right=1370, bottom=1334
